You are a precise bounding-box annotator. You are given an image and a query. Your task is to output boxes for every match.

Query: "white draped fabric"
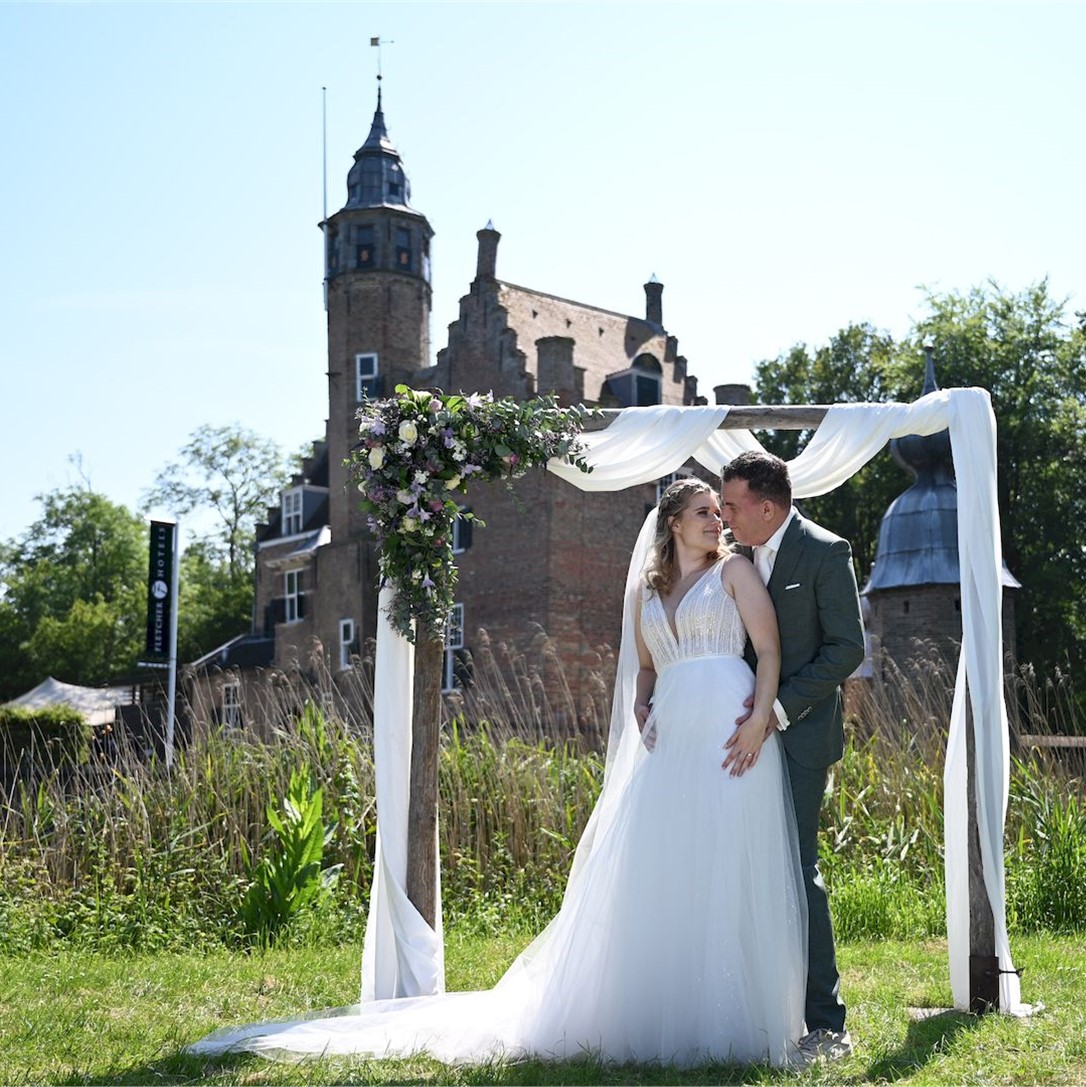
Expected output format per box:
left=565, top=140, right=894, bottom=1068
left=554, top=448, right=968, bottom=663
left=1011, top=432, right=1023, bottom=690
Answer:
left=363, top=390, right=1023, bottom=1015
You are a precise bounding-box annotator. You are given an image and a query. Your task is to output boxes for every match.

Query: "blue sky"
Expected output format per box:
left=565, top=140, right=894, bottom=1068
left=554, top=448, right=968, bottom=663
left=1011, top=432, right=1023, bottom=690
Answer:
left=1, top=1, right=1083, bottom=544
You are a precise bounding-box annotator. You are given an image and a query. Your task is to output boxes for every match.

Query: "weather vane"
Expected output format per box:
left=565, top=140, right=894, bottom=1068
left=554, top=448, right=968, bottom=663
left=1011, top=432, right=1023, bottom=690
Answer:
left=370, top=36, right=395, bottom=84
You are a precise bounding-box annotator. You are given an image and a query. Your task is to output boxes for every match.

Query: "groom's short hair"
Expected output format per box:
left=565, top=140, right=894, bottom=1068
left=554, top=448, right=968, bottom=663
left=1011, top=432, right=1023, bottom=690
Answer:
left=722, top=451, right=792, bottom=508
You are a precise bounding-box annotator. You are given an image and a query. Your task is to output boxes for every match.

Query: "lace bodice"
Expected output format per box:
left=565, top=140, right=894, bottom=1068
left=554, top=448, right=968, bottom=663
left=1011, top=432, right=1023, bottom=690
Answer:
left=640, top=558, right=747, bottom=670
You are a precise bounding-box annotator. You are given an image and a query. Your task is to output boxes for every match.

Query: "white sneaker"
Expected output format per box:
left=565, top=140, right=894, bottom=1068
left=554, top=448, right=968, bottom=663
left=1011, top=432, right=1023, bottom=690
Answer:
left=798, top=1028, right=853, bottom=1063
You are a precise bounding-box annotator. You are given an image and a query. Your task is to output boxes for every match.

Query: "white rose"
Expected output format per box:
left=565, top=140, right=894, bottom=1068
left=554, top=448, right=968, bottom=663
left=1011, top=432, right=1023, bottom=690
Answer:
left=446, top=474, right=461, bottom=491
left=398, top=420, right=419, bottom=445
left=396, top=490, right=414, bottom=505
left=368, top=446, right=385, bottom=469
left=402, top=516, right=418, bottom=533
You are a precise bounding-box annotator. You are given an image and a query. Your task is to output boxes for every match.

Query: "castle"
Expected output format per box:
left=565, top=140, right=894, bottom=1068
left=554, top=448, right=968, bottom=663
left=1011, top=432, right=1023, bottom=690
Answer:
left=190, top=91, right=713, bottom=730
left=187, top=92, right=1015, bottom=735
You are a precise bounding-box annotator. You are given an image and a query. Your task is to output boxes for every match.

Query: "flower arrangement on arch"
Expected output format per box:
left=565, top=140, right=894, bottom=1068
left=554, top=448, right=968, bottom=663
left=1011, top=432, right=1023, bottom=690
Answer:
left=350, top=385, right=594, bottom=641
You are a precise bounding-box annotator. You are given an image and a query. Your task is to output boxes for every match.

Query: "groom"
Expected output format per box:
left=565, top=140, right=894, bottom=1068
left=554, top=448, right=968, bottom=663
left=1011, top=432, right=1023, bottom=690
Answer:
left=720, top=450, right=865, bottom=1063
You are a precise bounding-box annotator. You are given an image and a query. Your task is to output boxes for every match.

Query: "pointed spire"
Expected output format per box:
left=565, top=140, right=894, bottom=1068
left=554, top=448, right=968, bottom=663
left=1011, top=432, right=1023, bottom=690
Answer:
left=889, top=338, right=951, bottom=483
left=361, top=86, right=397, bottom=155
left=343, top=87, right=411, bottom=209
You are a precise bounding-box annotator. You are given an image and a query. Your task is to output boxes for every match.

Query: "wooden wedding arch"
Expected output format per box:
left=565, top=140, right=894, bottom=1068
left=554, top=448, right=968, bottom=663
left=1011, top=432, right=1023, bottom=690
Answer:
left=366, top=391, right=1025, bottom=1017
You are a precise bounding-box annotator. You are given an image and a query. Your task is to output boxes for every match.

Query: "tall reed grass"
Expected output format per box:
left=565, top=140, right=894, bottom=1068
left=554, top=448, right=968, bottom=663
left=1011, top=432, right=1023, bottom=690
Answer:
left=0, top=634, right=1083, bottom=953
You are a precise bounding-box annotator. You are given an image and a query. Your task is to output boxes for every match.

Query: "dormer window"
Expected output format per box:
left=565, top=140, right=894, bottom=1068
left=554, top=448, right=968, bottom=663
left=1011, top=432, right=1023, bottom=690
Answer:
left=387, top=163, right=403, bottom=202
left=602, top=355, right=662, bottom=407
left=282, top=489, right=303, bottom=536
left=632, top=354, right=663, bottom=405
left=356, top=353, right=380, bottom=401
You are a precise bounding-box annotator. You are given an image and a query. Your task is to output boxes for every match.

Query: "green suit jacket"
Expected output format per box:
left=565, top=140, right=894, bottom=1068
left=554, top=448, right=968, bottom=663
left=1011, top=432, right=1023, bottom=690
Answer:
left=744, top=514, right=866, bottom=770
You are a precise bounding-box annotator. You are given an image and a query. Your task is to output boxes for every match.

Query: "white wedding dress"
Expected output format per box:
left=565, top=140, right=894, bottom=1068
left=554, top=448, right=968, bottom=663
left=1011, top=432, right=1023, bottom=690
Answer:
left=190, top=558, right=807, bottom=1067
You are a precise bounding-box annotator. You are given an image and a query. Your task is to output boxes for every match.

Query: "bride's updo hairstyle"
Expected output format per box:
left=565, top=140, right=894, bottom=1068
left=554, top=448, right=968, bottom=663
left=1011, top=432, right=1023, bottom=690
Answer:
left=645, top=477, right=728, bottom=597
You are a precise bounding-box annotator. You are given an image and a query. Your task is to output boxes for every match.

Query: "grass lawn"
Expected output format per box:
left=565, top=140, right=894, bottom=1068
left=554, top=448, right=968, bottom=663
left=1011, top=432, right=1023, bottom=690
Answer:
left=1, top=931, right=1083, bottom=1086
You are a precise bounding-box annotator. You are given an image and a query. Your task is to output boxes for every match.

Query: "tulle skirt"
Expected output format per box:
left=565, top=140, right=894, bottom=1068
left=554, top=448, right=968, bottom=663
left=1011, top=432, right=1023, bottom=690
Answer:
left=189, top=654, right=807, bottom=1067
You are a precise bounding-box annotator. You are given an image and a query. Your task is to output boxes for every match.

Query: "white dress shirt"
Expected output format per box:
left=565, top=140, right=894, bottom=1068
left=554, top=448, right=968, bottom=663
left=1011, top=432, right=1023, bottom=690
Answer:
left=754, top=508, right=797, bottom=732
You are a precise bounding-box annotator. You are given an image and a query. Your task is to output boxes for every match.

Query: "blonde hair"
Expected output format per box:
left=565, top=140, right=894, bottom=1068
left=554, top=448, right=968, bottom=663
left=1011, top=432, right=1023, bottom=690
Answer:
left=645, top=478, right=728, bottom=597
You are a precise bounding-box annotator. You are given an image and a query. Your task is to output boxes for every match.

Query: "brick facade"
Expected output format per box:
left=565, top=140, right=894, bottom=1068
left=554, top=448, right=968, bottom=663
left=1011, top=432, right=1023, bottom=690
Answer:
left=197, top=100, right=707, bottom=729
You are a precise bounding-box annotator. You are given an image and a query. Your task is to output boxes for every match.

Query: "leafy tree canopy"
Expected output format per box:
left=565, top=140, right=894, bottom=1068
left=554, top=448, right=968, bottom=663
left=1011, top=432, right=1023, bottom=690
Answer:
left=753, top=279, right=1086, bottom=683
left=145, top=424, right=292, bottom=579
left=0, top=488, right=146, bottom=696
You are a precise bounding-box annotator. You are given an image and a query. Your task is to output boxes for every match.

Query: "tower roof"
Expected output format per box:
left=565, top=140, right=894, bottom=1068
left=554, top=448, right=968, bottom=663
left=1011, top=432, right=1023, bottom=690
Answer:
left=343, top=89, right=413, bottom=211
left=864, top=342, right=1019, bottom=592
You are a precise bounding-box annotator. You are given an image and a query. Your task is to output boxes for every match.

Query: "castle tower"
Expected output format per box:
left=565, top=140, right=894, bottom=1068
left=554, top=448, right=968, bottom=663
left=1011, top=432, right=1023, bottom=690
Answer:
left=322, top=88, right=434, bottom=542
left=863, top=342, right=1019, bottom=681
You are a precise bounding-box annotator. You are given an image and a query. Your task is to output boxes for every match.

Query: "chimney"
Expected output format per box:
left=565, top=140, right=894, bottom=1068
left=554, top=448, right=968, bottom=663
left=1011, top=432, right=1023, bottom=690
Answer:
left=476, top=220, right=500, bottom=280
left=536, top=336, right=581, bottom=404
left=644, top=275, right=663, bottom=326
left=714, top=383, right=751, bottom=405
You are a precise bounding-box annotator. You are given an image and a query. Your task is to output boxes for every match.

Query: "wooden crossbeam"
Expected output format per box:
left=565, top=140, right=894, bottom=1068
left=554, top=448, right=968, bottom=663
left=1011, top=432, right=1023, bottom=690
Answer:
left=586, top=405, right=832, bottom=431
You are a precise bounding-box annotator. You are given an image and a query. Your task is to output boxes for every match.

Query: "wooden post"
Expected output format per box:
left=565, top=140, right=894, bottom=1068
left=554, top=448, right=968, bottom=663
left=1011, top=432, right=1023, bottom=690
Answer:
left=966, top=694, right=999, bottom=1012
left=406, top=631, right=444, bottom=928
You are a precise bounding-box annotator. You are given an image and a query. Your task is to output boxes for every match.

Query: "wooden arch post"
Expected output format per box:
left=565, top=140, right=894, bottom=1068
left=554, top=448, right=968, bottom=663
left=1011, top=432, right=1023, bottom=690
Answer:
left=402, top=402, right=999, bottom=1009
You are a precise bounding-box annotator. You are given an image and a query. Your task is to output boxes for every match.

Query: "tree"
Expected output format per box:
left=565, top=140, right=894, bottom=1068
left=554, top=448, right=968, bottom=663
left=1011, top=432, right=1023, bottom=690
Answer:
left=146, top=424, right=292, bottom=579
left=0, top=488, right=146, bottom=697
left=896, top=281, right=1086, bottom=683
left=753, top=323, right=902, bottom=580
left=176, top=538, right=254, bottom=662
left=753, top=281, right=1086, bottom=692
left=146, top=424, right=294, bottom=661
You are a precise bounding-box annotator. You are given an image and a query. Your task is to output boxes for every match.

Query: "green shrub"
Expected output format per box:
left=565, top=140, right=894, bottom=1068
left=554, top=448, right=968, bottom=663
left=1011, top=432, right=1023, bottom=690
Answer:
left=0, top=705, right=91, bottom=771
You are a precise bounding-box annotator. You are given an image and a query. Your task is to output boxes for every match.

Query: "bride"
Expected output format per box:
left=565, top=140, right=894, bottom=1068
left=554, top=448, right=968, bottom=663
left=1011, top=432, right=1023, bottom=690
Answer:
left=190, top=478, right=807, bottom=1067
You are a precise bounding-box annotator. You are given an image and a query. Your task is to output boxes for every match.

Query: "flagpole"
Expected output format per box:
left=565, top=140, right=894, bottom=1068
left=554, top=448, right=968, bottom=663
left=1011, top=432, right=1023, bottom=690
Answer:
left=165, top=520, right=180, bottom=769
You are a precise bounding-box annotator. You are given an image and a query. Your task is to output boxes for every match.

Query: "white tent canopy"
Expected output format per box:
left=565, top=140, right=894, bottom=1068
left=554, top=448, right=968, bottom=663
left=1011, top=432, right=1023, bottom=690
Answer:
left=4, top=676, right=128, bottom=727
left=362, top=388, right=1024, bottom=1015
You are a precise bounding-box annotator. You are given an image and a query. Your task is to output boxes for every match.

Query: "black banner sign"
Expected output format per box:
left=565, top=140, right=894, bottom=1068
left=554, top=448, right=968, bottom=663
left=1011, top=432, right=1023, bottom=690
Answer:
left=145, top=521, right=175, bottom=660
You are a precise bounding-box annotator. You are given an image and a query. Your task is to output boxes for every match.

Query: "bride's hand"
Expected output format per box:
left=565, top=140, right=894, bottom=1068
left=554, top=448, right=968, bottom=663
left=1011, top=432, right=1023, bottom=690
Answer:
left=635, top=704, right=657, bottom=752
left=736, top=694, right=778, bottom=740
left=722, top=718, right=766, bottom=777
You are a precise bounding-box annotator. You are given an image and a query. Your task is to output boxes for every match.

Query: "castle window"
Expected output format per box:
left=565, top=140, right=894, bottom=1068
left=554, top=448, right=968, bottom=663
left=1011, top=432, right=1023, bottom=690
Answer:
left=285, top=569, right=305, bottom=623
left=443, top=603, right=465, bottom=692
left=452, top=507, right=473, bottom=555
left=655, top=468, right=695, bottom=505
left=222, top=681, right=241, bottom=729
left=387, top=163, right=403, bottom=202
left=356, top=353, right=380, bottom=401
left=282, top=489, right=303, bottom=536
left=395, top=226, right=412, bottom=270
left=339, top=618, right=357, bottom=671
left=355, top=225, right=375, bottom=269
